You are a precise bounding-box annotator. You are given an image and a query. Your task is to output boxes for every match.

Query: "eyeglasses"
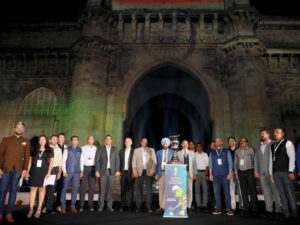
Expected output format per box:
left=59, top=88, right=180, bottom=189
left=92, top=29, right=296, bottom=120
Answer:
left=15, top=126, right=25, bottom=130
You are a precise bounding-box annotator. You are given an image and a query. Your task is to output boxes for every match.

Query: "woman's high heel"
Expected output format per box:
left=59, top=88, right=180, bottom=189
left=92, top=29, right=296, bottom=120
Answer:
left=27, top=209, right=34, bottom=218
left=34, top=209, right=41, bottom=219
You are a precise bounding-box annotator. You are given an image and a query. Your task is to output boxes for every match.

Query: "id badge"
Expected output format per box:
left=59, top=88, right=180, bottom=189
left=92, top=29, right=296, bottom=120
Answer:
left=37, top=160, right=42, bottom=167
left=240, top=159, right=245, bottom=166
left=217, top=159, right=222, bottom=165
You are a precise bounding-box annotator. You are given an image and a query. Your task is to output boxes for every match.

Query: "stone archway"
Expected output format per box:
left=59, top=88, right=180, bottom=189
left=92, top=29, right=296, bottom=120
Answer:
left=124, top=64, right=212, bottom=150
left=18, top=87, right=58, bottom=139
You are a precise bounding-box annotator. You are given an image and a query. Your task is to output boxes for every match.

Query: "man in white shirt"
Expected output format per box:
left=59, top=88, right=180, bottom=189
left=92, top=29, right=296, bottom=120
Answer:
left=61, top=136, right=84, bottom=214
left=43, top=135, right=63, bottom=214
left=269, top=128, right=297, bottom=221
left=194, top=143, right=209, bottom=211
left=119, top=138, right=135, bottom=212
left=55, top=133, right=68, bottom=212
left=79, top=136, right=97, bottom=212
left=95, top=135, right=120, bottom=212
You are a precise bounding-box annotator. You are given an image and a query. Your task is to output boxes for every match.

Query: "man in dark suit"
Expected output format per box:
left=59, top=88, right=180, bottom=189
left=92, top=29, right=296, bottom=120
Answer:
left=119, top=138, right=135, bottom=212
left=95, top=135, right=120, bottom=212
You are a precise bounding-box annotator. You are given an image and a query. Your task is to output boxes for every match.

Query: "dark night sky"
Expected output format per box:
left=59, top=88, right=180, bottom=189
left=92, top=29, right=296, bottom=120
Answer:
left=0, top=0, right=299, bottom=24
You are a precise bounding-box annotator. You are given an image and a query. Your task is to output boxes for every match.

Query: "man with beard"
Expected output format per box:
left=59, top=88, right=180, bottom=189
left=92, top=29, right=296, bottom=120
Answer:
left=209, top=138, right=234, bottom=216
left=0, top=121, right=30, bottom=222
left=155, top=138, right=173, bottom=213
left=254, top=129, right=281, bottom=218
left=269, top=128, right=297, bottom=222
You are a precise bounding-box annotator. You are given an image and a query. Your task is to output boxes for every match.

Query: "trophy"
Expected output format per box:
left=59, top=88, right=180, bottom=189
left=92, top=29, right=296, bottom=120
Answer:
left=169, top=134, right=181, bottom=164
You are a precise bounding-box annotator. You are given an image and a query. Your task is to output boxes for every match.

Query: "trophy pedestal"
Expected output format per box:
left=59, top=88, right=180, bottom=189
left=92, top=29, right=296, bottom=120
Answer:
left=170, top=151, right=183, bottom=164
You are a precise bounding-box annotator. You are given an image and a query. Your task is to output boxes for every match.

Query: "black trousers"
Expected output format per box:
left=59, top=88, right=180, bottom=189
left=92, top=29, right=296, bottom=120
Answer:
left=55, top=172, right=64, bottom=207
left=45, top=167, right=59, bottom=211
left=79, top=166, right=96, bottom=208
left=120, top=171, right=134, bottom=207
left=238, top=169, right=257, bottom=212
left=135, top=170, right=152, bottom=209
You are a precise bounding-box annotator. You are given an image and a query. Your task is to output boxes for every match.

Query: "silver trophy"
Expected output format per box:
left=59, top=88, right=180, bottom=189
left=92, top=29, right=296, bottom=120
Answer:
left=169, top=134, right=180, bottom=163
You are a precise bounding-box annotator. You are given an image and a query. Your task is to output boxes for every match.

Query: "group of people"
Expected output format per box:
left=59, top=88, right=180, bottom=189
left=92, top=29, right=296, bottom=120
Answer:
left=0, top=121, right=299, bottom=223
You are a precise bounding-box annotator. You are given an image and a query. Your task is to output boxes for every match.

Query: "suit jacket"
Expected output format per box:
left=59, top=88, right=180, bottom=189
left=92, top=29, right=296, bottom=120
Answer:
left=132, top=147, right=157, bottom=176
left=155, top=149, right=173, bottom=178
left=177, top=149, right=197, bottom=178
left=119, top=148, right=135, bottom=175
left=254, top=140, right=273, bottom=176
left=0, top=135, right=30, bottom=173
left=95, top=145, right=120, bottom=176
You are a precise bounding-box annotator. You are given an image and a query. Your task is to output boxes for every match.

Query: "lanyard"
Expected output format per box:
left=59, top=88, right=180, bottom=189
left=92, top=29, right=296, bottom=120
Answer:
left=274, top=139, right=284, bottom=154
left=39, top=150, right=45, bottom=159
left=216, top=148, right=223, bottom=157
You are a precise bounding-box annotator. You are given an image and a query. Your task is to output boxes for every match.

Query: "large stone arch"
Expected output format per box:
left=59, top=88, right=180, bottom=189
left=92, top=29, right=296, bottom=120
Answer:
left=121, top=61, right=218, bottom=149
left=120, top=60, right=219, bottom=119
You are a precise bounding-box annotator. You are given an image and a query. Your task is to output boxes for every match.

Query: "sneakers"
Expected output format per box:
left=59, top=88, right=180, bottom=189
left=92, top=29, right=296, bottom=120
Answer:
left=79, top=208, right=84, bottom=212
left=227, top=210, right=234, bottom=216
left=56, top=206, right=61, bottom=212
left=212, top=209, right=222, bottom=215
left=42, top=207, right=47, bottom=214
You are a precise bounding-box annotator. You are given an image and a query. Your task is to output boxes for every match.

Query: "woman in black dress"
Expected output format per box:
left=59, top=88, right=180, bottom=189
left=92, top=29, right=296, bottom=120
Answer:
left=26, top=135, right=54, bottom=218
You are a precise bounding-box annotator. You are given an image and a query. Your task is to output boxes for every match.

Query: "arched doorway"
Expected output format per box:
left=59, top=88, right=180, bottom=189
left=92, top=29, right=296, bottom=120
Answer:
left=124, top=64, right=212, bottom=150
left=18, top=87, right=58, bottom=139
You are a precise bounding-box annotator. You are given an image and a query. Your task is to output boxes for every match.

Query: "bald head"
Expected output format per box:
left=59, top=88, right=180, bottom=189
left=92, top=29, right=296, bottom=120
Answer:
left=215, top=138, right=223, bottom=149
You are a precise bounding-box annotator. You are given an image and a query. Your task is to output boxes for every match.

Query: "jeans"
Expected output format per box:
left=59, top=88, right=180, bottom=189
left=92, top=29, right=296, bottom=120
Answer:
left=0, top=168, right=21, bottom=214
left=212, top=175, right=231, bottom=211
left=230, top=174, right=243, bottom=210
left=60, top=173, right=80, bottom=209
left=274, top=171, right=297, bottom=218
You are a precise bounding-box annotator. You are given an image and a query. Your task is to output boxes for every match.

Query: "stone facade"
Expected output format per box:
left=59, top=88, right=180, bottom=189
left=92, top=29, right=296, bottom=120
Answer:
left=0, top=0, right=299, bottom=148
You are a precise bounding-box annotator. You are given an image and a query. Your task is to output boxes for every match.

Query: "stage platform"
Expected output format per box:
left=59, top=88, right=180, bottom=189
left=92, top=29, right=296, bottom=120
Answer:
left=2, top=204, right=299, bottom=225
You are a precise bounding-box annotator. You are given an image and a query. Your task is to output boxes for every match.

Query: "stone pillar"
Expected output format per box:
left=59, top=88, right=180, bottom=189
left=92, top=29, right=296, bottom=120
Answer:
left=68, top=37, right=110, bottom=146
left=224, top=44, right=270, bottom=147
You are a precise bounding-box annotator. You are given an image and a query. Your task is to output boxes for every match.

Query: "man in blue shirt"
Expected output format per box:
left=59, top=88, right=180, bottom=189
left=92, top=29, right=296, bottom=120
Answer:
left=209, top=138, right=234, bottom=216
left=155, top=138, right=173, bottom=213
